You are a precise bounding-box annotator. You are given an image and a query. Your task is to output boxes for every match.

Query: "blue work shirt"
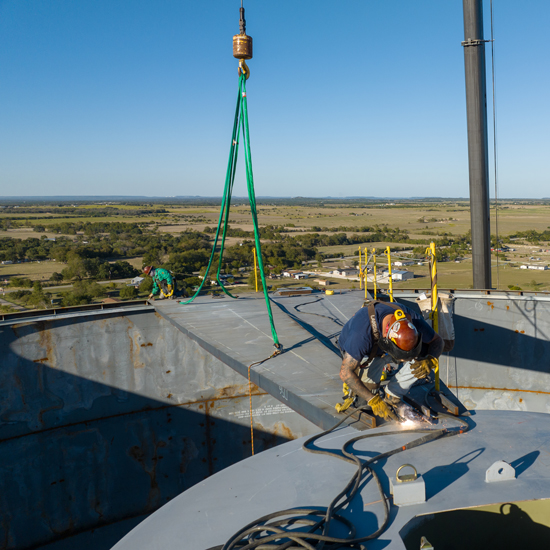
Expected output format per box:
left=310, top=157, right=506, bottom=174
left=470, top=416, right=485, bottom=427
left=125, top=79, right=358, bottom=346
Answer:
left=338, top=303, right=435, bottom=363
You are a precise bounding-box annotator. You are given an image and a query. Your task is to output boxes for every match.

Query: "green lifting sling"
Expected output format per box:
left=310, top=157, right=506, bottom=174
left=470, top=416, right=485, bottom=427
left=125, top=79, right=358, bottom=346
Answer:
left=179, top=73, right=281, bottom=349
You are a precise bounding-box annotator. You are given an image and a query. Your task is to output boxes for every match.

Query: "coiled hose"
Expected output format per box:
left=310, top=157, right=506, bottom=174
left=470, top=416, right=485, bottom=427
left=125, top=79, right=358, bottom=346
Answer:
left=208, top=409, right=470, bottom=550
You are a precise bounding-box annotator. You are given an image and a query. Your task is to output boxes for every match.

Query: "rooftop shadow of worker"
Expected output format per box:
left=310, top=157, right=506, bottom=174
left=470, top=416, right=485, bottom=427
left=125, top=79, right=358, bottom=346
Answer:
left=400, top=502, right=550, bottom=550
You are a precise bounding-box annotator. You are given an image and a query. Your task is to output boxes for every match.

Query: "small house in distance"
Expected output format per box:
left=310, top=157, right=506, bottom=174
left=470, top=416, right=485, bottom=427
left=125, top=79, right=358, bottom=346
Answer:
left=333, top=268, right=359, bottom=277
left=131, top=276, right=145, bottom=286
left=391, top=270, right=414, bottom=281
left=394, top=260, right=414, bottom=267
left=315, top=279, right=332, bottom=286
left=520, top=265, right=548, bottom=271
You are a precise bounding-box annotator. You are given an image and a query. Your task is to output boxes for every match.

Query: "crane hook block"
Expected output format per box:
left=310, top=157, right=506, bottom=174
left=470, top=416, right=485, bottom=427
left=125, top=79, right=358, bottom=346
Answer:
left=233, top=33, right=253, bottom=60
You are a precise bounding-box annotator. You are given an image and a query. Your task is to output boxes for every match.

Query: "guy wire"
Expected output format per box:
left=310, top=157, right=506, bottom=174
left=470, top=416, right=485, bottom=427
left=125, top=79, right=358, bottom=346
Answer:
left=490, top=0, right=500, bottom=289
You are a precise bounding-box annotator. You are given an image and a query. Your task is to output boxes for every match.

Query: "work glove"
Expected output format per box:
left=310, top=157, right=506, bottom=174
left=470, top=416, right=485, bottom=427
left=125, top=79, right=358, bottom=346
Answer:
left=335, top=396, right=356, bottom=413
left=148, top=293, right=154, bottom=300
left=368, top=395, right=398, bottom=422
left=411, top=355, right=438, bottom=379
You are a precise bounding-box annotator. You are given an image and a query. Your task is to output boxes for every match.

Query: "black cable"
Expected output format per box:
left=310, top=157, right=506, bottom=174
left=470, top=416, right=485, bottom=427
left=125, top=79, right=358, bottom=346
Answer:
left=239, top=4, right=246, bottom=34
left=214, top=409, right=471, bottom=550
left=293, top=298, right=345, bottom=327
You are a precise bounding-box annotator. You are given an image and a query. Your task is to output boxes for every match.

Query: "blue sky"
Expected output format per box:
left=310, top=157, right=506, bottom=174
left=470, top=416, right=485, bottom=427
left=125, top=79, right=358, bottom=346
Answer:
left=1, top=0, right=549, bottom=198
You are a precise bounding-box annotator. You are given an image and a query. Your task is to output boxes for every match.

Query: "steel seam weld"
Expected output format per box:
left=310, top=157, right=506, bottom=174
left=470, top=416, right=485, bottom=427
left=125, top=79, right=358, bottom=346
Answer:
left=153, top=306, right=340, bottom=430
left=0, top=392, right=269, bottom=444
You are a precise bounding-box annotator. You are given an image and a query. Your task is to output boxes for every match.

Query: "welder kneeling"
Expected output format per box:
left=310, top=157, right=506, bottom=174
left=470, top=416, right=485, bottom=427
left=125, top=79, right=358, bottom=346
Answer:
left=336, top=301, right=443, bottom=422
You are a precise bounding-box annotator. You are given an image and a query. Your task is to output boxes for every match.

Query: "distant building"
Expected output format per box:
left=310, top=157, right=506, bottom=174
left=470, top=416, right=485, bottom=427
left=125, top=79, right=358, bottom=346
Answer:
left=282, top=270, right=302, bottom=278
left=333, top=268, right=359, bottom=277
left=131, top=276, right=145, bottom=286
left=520, top=265, right=548, bottom=270
left=394, top=260, right=414, bottom=267
left=391, top=270, right=414, bottom=281
left=315, top=279, right=331, bottom=286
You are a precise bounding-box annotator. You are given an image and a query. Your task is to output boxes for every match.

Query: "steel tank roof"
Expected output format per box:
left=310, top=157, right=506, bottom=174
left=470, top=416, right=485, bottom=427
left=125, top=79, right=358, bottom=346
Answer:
left=112, top=410, right=550, bottom=550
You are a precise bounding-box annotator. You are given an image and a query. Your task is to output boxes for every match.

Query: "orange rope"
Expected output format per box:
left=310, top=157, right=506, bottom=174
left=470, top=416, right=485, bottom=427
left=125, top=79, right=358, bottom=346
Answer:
left=248, top=363, right=255, bottom=455
left=247, top=348, right=282, bottom=456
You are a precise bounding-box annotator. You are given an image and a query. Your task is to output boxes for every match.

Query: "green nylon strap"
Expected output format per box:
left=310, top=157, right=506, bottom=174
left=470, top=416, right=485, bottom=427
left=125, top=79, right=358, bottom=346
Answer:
left=180, top=74, right=280, bottom=348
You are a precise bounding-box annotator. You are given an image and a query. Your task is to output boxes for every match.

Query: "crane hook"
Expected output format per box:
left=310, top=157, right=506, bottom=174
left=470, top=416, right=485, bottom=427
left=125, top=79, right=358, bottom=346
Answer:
left=238, top=59, right=250, bottom=79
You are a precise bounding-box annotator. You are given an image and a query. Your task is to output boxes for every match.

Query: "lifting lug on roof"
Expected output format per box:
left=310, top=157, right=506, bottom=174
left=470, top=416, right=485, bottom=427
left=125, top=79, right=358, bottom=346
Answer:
left=486, top=460, right=516, bottom=483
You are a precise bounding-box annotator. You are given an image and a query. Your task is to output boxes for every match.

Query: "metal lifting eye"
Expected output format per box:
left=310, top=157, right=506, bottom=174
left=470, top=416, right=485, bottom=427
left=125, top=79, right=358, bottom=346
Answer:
left=396, top=464, right=418, bottom=483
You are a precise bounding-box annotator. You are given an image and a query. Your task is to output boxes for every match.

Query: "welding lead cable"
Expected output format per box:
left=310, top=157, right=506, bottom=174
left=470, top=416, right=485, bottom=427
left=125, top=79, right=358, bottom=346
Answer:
left=214, top=410, right=470, bottom=550
left=292, top=298, right=345, bottom=327
left=218, top=411, right=360, bottom=550
left=306, top=417, right=470, bottom=547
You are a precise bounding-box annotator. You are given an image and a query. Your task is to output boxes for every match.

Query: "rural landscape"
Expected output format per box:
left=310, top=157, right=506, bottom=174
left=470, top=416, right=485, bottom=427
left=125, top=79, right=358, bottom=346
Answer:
left=1, top=197, right=550, bottom=313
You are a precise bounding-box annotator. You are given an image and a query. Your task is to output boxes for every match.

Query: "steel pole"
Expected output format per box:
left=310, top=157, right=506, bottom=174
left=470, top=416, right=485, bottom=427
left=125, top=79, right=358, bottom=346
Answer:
left=462, top=0, right=492, bottom=289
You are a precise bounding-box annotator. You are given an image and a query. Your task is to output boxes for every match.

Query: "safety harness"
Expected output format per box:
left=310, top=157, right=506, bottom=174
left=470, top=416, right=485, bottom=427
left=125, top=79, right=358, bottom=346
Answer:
left=362, top=300, right=407, bottom=365
left=335, top=300, right=406, bottom=413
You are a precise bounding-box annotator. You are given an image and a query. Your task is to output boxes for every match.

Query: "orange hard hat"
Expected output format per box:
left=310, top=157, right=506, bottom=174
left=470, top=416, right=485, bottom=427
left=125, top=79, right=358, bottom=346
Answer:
left=386, top=311, right=419, bottom=351
left=143, top=266, right=153, bottom=276
left=379, top=309, right=421, bottom=361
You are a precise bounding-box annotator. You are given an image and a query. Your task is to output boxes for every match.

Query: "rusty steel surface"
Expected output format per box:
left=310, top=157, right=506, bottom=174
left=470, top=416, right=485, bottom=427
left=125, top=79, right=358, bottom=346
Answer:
left=0, top=299, right=151, bottom=323
left=153, top=289, right=550, bottom=425
left=0, top=309, right=318, bottom=550
left=3, top=289, right=550, bottom=549
left=392, top=290, right=550, bottom=414
left=113, top=410, right=550, bottom=550
left=152, top=294, right=357, bottom=432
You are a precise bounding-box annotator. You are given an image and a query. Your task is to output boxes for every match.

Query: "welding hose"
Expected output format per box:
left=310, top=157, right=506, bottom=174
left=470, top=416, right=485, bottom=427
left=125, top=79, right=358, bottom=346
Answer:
left=300, top=413, right=469, bottom=548
left=213, top=410, right=469, bottom=550
left=214, top=408, right=470, bottom=550
left=211, top=411, right=469, bottom=550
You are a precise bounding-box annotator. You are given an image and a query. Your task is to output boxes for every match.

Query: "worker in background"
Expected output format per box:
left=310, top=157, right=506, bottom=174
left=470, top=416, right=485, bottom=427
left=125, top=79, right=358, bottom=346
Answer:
left=143, top=266, right=176, bottom=300
left=338, top=301, right=443, bottom=422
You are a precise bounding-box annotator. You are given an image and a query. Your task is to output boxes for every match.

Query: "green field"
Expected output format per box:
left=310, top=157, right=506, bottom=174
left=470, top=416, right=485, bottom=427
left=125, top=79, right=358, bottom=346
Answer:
left=2, top=199, right=550, bottom=301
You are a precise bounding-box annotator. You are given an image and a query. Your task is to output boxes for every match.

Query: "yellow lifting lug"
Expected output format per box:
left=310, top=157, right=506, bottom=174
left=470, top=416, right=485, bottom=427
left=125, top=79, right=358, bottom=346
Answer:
left=238, top=58, right=250, bottom=80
